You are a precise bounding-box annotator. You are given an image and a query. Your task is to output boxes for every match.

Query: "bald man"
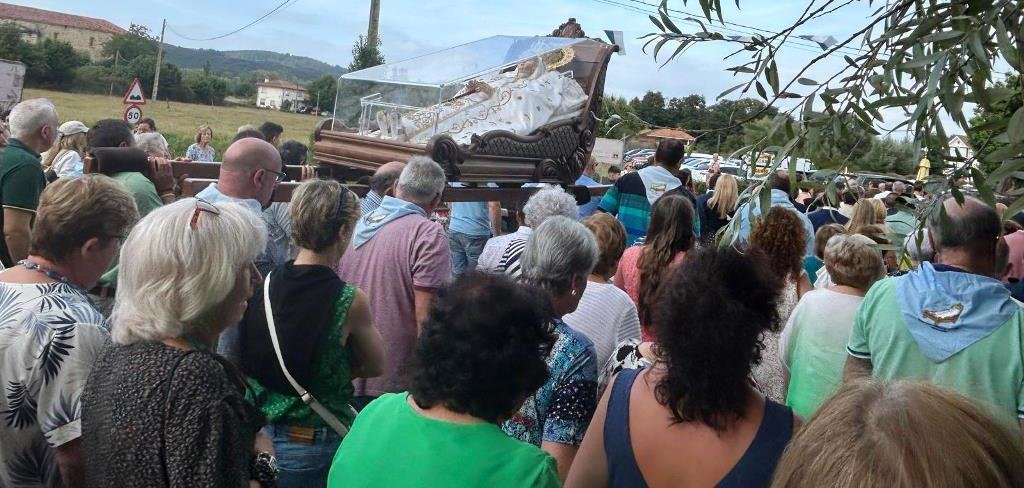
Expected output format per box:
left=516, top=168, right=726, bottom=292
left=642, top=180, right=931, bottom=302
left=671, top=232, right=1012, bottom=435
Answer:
left=196, top=138, right=292, bottom=362
left=362, top=161, right=406, bottom=215
left=844, top=196, right=1024, bottom=428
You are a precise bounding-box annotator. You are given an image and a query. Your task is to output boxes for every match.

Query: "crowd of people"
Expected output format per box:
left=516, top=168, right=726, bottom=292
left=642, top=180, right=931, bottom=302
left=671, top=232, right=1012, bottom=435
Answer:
left=0, top=96, right=1023, bottom=488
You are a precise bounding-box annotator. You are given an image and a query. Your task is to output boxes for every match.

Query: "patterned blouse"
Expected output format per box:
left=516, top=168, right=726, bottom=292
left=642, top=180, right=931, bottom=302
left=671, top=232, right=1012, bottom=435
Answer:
left=186, top=143, right=216, bottom=162
left=0, top=282, right=109, bottom=487
left=503, top=320, right=599, bottom=446
left=82, top=343, right=263, bottom=487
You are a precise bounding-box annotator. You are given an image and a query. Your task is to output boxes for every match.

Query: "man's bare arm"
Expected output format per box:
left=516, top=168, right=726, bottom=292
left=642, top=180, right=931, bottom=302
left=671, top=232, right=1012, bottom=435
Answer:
left=3, top=207, right=33, bottom=262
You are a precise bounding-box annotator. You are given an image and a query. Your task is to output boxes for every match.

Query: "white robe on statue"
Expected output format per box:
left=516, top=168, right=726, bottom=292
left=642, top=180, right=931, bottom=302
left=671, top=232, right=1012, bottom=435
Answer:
left=401, top=59, right=587, bottom=145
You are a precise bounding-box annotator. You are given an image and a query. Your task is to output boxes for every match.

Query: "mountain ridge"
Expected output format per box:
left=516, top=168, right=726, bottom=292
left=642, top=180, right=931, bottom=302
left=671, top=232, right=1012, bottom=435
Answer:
left=163, top=44, right=345, bottom=83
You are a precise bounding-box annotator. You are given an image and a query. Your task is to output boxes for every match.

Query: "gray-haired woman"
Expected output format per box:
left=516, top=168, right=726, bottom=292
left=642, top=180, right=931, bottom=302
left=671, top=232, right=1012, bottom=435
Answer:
left=82, top=198, right=277, bottom=487
left=502, top=216, right=600, bottom=481
left=484, top=186, right=578, bottom=277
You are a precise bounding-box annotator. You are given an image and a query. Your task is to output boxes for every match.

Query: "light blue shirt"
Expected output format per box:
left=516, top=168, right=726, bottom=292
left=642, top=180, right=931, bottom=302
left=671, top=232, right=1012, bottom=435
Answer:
left=575, top=174, right=601, bottom=218
left=449, top=202, right=492, bottom=237
left=734, top=189, right=815, bottom=256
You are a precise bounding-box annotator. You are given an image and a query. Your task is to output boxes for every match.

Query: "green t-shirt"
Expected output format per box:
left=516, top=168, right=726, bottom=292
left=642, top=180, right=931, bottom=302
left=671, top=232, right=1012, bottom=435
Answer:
left=847, top=278, right=1024, bottom=423
left=328, top=393, right=560, bottom=488
left=98, top=172, right=163, bottom=287
left=0, top=138, right=46, bottom=267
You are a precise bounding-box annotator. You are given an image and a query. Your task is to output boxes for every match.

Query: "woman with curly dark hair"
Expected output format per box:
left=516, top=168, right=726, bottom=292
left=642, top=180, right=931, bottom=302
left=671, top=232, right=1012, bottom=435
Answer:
left=326, top=272, right=560, bottom=487
left=614, top=193, right=695, bottom=340
left=749, top=206, right=813, bottom=402
left=566, top=246, right=797, bottom=487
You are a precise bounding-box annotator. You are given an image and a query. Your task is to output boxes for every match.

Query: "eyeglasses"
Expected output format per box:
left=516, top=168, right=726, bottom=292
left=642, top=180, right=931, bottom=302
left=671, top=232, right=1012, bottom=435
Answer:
left=190, top=198, right=220, bottom=229
left=265, top=168, right=288, bottom=183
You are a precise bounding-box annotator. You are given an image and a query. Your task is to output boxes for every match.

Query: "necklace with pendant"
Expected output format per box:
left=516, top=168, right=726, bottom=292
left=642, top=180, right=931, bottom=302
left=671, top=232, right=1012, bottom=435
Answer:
left=19, top=259, right=89, bottom=297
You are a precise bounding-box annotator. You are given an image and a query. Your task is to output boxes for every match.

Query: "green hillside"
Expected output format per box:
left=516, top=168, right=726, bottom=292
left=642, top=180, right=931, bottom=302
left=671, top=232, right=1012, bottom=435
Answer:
left=163, top=45, right=345, bottom=83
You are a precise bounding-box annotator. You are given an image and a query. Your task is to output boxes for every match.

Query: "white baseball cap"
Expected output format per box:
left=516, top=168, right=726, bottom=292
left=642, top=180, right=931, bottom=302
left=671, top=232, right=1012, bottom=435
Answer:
left=58, top=121, right=89, bottom=136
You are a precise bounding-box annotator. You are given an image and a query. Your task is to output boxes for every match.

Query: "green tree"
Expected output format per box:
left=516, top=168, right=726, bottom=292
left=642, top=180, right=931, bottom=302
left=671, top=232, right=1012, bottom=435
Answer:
left=968, top=75, right=1022, bottom=174
left=102, top=24, right=157, bottom=62
left=0, top=23, right=44, bottom=82
left=348, top=34, right=384, bottom=72
left=599, top=95, right=645, bottom=141
left=858, top=137, right=916, bottom=175
left=183, top=71, right=227, bottom=105
left=306, top=74, right=337, bottom=112
left=629, top=91, right=671, bottom=127
left=34, top=38, right=89, bottom=88
left=643, top=0, right=1023, bottom=217
left=280, top=99, right=293, bottom=112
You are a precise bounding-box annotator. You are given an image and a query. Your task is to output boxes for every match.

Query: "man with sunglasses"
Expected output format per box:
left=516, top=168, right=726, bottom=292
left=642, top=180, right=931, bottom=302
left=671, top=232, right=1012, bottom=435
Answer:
left=196, top=137, right=292, bottom=363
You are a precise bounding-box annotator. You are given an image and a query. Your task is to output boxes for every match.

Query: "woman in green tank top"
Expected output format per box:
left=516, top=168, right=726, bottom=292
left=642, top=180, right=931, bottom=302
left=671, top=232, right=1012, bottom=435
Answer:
left=239, top=179, right=384, bottom=488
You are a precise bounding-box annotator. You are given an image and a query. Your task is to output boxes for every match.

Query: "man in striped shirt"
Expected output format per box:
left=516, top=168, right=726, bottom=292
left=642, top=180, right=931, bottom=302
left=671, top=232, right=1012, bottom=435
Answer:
left=598, top=139, right=688, bottom=245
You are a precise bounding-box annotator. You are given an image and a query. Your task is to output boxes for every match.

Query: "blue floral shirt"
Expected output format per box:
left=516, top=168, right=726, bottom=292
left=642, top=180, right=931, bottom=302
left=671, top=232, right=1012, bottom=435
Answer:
left=503, top=319, right=599, bottom=446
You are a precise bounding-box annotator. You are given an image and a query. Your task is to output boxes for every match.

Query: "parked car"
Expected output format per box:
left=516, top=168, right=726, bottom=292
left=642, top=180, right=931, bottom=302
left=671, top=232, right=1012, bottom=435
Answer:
left=692, top=163, right=746, bottom=185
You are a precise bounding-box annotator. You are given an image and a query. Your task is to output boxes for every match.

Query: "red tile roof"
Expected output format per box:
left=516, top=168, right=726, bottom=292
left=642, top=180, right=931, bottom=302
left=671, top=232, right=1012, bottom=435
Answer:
left=0, top=3, right=126, bottom=35
left=638, top=128, right=696, bottom=141
left=257, top=80, right=308, bottom=92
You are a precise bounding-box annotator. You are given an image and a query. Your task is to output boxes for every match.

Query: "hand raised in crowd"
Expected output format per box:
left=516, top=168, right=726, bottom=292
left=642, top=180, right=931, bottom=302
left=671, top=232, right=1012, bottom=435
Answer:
left=299, top=164, right=316, bottom=181
left=147, top=156, right=176, bottom=193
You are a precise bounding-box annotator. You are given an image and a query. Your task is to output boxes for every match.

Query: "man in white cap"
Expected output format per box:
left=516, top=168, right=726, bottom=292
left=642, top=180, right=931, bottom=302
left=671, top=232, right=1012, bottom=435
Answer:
left=0, top=98, right=58, bottom=267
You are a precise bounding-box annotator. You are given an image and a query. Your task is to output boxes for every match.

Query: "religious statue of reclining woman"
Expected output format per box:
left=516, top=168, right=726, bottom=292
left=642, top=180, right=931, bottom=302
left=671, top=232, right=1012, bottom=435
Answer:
left=373, top=49, right=588, bottom=145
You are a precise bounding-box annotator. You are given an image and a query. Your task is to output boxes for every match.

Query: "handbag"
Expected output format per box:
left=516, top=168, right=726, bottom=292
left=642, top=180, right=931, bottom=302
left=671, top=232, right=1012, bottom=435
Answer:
left=263, top=271, right=352, bottom=437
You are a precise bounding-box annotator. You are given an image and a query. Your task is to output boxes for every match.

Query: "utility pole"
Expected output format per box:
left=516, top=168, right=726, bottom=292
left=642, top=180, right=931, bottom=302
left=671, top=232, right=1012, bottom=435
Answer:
left=367, top=0, right=381, bottom=48
left=108, top=50, right=120, bottom=97
left=152, top=19, right=166, bottom=101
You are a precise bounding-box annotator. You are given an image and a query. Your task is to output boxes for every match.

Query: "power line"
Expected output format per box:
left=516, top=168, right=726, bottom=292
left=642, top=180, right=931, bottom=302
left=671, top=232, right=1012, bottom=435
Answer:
left=165, top=0, right=298, bottom=42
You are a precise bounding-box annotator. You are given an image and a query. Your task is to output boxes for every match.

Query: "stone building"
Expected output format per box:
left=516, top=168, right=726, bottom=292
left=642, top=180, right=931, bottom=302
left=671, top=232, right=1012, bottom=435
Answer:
left=0, top=3, right=125, bottom=61
left=256, top=79, right=308, bottom=110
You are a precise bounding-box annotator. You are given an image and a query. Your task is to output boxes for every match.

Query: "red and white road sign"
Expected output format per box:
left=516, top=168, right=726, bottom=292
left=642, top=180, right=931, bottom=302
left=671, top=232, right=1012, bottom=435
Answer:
left=123, top=104, right=143, bottom=124
left=122, top=77, right=146, bottom=105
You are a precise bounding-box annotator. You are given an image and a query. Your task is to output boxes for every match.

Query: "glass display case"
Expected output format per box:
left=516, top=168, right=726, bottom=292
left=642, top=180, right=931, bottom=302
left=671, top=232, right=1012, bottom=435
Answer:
left=331, top=35, right=591, bottom=145
left=314, top=24, right=618, bottom=186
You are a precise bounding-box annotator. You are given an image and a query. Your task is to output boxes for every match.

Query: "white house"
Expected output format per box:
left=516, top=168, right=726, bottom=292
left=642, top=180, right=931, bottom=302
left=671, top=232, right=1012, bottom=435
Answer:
left=948, top=134, right=974, bottom=160
left=256, top=79, right=308, bottom=110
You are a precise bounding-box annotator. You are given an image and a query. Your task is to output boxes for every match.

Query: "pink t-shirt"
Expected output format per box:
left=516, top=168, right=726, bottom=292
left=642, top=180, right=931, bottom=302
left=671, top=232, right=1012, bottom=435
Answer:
left=338, top=213, right=451, bottom=397
left=614, top=245, right=686, bottom=340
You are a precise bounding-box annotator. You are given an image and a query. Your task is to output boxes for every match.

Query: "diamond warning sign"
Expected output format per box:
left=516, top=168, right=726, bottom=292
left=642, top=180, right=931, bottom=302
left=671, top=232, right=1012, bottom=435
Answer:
left=122, top=77, right=146, bottom=105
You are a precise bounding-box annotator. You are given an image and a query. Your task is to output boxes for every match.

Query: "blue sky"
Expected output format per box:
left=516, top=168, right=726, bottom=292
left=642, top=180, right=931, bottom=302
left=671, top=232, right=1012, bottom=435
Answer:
left=25, top=0, right=961, bottom=132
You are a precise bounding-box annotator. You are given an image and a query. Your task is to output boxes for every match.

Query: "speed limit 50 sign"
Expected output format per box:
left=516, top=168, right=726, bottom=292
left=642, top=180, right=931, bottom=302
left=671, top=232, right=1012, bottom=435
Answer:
left=123, top=104, right=143, bottom=124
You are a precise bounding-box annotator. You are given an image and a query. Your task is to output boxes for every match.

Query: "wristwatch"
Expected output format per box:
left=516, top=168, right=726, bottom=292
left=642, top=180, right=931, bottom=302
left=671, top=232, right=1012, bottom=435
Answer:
left=251, top=451, right=279, bottom=487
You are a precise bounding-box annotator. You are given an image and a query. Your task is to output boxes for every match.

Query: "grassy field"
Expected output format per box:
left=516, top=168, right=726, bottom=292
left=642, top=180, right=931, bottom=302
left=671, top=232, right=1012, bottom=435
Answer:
left=25, top=89, right=322, bottom=157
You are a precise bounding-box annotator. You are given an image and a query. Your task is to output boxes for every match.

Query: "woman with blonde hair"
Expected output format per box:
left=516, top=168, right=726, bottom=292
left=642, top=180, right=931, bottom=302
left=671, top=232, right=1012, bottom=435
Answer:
left=870, top=197, right=887, bottom=224
left=771, top=380, right=1024, bottom=488
left=240, top=179, right=385, bottom=487
left=42, top=120, right=90, bottom=177
left=845, top=198, right=877, bottom=234
left=186, top=124, right=216, bottom=162
left=697, top=173, right=738, bottom=246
